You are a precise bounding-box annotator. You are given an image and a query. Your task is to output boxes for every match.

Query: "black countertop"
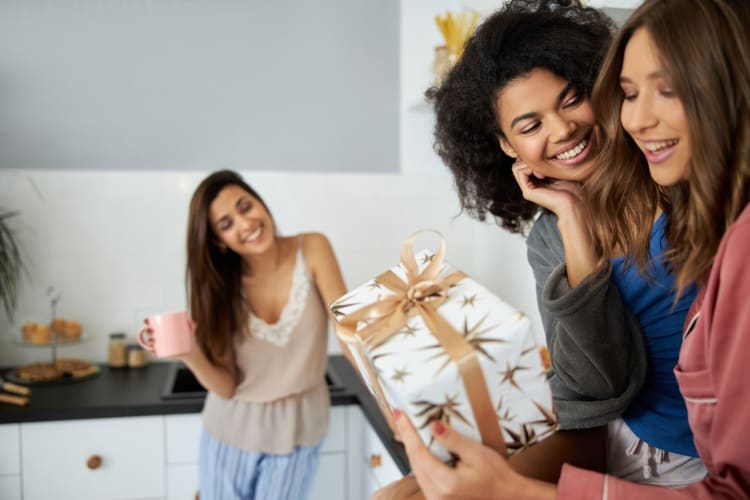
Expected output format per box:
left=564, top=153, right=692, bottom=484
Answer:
left=0, top=355, right=409, bottom=474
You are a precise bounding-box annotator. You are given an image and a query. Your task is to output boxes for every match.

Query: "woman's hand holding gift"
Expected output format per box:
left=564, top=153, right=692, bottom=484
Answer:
left=393, top=409, right=556, bottom=500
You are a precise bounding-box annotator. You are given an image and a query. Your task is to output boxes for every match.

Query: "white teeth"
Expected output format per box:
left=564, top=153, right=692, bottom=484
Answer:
left=555, top=138, right=587, bottom=160
left=244, top=227, right=262, bottom=243
left=644, top=139, right=678, bottom=152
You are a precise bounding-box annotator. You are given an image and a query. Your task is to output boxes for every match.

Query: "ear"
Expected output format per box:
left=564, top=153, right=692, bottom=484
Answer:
left=498, top=137, right=518, bottom=159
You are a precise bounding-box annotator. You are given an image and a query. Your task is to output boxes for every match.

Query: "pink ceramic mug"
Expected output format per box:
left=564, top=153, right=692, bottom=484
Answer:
left=137, top=311, right=195, bottom=358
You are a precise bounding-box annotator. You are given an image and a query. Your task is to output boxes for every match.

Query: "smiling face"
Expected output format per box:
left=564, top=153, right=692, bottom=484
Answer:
left=209, top=184, right=275, bottom=256
left=619, top=28, right=691, bottom=186
left=495, top=68, right=598, bottom=181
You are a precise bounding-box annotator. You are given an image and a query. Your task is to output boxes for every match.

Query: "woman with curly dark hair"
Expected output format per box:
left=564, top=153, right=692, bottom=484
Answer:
left=385, top=0, right=706, bottom=492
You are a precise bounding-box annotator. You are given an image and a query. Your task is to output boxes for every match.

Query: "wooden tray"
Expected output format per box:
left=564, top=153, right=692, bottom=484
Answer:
left=5, top=358, right=100, bottom=386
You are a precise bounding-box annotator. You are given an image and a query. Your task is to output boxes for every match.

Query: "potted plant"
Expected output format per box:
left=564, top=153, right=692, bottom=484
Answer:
left=0, top=208, right=24, bottom=321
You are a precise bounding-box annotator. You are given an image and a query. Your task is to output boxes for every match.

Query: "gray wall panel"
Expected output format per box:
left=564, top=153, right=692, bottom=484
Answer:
left=0, top=0, right=399, bottom=172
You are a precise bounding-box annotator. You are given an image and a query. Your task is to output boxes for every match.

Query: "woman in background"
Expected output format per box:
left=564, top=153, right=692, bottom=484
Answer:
left=175, top=169, right=346, bottom=500
left=395, top=0, right=750, bottom=497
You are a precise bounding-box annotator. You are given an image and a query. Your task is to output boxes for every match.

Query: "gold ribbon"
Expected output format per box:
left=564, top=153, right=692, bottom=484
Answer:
left=335, top=231, right=507, bottom=457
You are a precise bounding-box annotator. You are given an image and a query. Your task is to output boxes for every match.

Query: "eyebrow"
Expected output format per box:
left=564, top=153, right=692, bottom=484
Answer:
left=619, top=69, right=668, bottom=84
left=509, top=83, right=575, bottom=129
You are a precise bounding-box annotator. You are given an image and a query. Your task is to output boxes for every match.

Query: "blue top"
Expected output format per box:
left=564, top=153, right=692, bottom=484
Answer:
left=612, top=213, right=698, bottom=457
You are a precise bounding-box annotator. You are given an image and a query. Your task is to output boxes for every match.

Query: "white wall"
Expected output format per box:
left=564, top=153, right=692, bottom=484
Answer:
left=0, top=0, right=553, bottom=366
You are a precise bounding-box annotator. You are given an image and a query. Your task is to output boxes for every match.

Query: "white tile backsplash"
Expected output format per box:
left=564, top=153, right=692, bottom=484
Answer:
left=0, top=169, right=541, bottom=365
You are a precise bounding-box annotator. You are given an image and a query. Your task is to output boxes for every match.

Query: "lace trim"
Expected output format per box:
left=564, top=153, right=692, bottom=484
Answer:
left=249, top=248, right=311, bottom=347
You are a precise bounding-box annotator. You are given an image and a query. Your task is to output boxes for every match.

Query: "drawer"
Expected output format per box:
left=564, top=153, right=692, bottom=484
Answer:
left=166, top=413, right=202, bottom=464
left=167, top=463, right=199, bottom=500
left=21, top=416, right=165, bottom=500
left=0, top=424, right=20, bottom=475
left=363, top=420, right=402, bottom=489
left=309, top=453, right=347, bottom=500
left=321, top=406, right=346, bottom=453
left=0, top=475, right=21, bottom=500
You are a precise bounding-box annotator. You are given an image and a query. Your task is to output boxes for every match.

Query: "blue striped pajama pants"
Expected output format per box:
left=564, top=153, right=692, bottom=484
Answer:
left=198, top=428, right=322, bottom=500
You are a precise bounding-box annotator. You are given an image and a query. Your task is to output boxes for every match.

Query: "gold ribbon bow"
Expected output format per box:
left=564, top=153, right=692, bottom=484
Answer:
left=335, top=231, right=507, bottom=457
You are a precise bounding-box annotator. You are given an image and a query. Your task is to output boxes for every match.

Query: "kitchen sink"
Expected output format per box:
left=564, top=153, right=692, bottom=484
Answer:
left=161, top=362, right=346, bottom=400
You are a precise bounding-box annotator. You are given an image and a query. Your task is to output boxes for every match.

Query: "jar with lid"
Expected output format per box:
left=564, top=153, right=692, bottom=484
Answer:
left=107, top=332, right=127, bottom=368
left=127, top=344, right=149, bottom=368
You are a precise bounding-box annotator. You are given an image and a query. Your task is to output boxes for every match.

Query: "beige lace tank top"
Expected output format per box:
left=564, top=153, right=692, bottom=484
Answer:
left=201, top=240, right=330, bottom=454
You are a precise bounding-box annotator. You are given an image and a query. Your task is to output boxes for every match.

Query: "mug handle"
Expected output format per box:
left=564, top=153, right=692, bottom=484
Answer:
left=137, top=324, right=155, bottom=352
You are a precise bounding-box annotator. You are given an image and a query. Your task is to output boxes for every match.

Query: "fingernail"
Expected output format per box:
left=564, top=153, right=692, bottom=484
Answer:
left=393, top=409, right=402, bottom=421
left=432, top=421, right=445, bottom=435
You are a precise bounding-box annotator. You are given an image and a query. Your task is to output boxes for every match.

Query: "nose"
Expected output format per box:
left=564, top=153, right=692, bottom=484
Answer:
left=621, top=94, right=657, bottom=134
left=549, top=114, right=576, bottom=143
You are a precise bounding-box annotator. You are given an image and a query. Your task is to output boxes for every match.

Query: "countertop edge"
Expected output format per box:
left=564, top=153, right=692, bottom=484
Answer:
left=0, top=355, right=410, bottom=475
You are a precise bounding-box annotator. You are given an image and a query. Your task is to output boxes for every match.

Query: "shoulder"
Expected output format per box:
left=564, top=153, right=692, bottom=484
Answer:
left=298, top=232, right=335, bottom=268
left=716, top=205, right=750, bottom=279
left=299, top=232, right=333, bottom=254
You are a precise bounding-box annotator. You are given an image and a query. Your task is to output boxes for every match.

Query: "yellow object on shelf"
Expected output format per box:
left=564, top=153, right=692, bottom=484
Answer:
left=434, top=10, right=481, bottom=58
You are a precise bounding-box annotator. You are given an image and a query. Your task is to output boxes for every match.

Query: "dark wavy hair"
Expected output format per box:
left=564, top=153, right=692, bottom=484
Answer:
left=185, top=170, right=275, bottom=365
left=427, top=0, right=614, bottom=234
left=587, top=0, right=750, bottom=295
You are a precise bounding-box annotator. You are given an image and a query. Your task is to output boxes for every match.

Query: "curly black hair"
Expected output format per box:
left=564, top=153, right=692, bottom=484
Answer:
left=427, top=0, right=615, bottom=234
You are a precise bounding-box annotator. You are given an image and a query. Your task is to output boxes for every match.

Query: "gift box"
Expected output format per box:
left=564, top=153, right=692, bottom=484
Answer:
left=331, top=233, right=557, bottom=462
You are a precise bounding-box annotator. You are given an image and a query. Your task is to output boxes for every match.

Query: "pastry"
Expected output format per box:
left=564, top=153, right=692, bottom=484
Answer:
left=60, top=320, right=83, bottom=341
left=21, top=323, right=52, bottom=345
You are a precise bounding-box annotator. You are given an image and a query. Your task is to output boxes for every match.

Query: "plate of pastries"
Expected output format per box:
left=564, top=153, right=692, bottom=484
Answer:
left=21, top=319, right=83, bottom=345
left=8, top=358, right=99, bottom=385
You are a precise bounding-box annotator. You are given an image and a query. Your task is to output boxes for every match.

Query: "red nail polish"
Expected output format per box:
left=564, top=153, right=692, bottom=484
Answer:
left=393, top=409, right=402, bottom=421
left=432, top=421, right=445, bottom=435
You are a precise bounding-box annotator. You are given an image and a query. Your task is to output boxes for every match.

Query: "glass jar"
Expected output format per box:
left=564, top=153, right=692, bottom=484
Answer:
left=107, top=332, right=127, bottom=368
left=127, top=344, right=149, bottom=368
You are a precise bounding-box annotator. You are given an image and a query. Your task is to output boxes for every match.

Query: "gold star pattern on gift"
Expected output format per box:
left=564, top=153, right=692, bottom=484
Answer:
left=503, top=423, right=539, bottom=455
left=412, top=394, right=473, bottom=447
left=461, top=294, right=478, bottom=308
left=421, top=253, right=435, bottom=265
left=399, top=322, right=419, bottom=338
left=422, top=313, right=505, bottom=377
left=530, top=401, right=559, bottom=437
left=369, top=322, right=419, bottom=360
left=495, top=396, right=516, bottom=424
left=330, top=300, right=359, bottom=320
left=391, top=367, right=411, bottom=383
left=498, top=362, right=529, bottom=391
left=367, top=280, right=383, bottom=290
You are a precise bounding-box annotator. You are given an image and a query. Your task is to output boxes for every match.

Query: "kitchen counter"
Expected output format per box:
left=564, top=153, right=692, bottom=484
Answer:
left=0, top=355, right=410, bottom=474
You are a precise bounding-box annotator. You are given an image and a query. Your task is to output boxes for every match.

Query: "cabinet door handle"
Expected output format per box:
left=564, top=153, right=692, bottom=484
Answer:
left=370, top=453, right=382, bottom=468
left=86, top=454, right=103, bottom=470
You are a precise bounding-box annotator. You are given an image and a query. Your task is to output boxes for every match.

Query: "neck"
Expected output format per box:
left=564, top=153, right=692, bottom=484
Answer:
left=242, top=237, right=283, bottom=278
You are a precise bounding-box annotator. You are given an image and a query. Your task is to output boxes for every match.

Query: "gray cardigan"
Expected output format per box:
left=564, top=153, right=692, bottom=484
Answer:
left=526, top=211, right=647, bottom=430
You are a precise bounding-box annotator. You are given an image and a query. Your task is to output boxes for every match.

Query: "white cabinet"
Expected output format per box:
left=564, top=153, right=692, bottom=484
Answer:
left=21, top=416, right=165, bottom=500
left=0, top=424, right=21, bottom=500
left=350, top=407, right=404, bottom=499
left=6, top=403, right=400, bottom=499
left=165, top=413, right=202, bottom=500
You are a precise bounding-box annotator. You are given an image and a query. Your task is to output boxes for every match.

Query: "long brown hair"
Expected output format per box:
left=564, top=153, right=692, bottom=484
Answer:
left=185, top=170, right=275, bottom=364
left=586, top=0, right=750, bottom=295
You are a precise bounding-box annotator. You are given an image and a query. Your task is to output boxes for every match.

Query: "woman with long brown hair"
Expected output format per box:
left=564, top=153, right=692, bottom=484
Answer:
left=394, top=0, right=750, bottom=497
left=174, top=169, right=346, bottom=499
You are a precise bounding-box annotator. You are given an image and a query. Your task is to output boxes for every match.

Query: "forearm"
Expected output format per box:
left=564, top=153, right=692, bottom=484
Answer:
left=181, top=348, right=236, bottom=399
left=556, top=207, right=597, bottom=289
left=508, top=427, right=607, bottom=483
